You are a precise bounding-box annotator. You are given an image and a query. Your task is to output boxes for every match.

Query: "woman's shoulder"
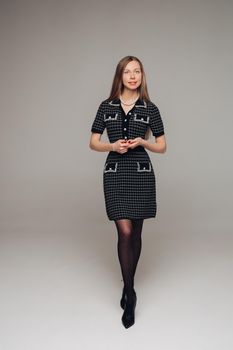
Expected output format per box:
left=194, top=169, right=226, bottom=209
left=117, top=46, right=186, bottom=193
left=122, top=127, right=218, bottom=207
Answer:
left=97, top=98, right=121, bottom=111
left=97, top=98, right=112, bottom=108
left=145, top=100, right=160, bottom=113
left=101, top=98, right=111, bottom=104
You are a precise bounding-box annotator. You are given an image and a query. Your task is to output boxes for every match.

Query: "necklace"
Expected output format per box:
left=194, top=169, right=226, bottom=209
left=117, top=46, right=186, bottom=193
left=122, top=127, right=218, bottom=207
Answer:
left=120, top=94, right=139, bottom=106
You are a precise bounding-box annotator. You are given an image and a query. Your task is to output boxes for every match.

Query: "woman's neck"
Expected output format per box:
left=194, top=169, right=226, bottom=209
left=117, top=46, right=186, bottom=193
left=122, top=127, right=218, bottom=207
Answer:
left=120, top=89, right=139, bottom=101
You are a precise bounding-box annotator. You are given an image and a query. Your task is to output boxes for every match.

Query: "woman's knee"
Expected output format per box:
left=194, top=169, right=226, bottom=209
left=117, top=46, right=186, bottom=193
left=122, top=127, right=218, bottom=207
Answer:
left=115, top=220, right=133, bottom=237
left=120, top=225, right=133, bottom=237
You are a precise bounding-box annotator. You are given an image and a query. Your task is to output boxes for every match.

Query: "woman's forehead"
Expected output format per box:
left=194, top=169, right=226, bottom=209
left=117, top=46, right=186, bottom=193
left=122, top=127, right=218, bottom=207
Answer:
left=124, top=60, right=141, bottom=70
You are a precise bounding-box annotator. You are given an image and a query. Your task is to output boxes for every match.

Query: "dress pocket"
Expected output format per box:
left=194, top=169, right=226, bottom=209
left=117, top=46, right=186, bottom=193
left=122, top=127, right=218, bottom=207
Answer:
left=104, top=162, right=118, bottom=173
left=133, top=114, right=150, bottom=124
left=104, top=113, right=118, bottom=122
left=137, top=161, right=152, bottom=172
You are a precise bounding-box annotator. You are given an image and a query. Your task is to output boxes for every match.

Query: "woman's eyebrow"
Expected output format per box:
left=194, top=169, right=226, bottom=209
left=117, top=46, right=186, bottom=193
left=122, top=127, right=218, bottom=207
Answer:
left=124, top=68, right=141, bottom=71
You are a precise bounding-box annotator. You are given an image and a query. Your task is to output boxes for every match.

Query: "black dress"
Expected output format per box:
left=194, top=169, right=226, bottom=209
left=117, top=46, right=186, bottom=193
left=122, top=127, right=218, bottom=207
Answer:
left=91, top=97, right=165, bottom=221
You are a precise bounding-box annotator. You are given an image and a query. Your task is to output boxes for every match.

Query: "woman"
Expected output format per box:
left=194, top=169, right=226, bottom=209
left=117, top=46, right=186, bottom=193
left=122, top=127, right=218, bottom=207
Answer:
left=89, top=55, right=166, bottom=329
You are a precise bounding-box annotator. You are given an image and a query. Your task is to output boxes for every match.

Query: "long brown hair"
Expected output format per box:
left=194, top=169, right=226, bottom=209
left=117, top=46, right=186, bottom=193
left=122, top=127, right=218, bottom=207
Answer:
left=108, top=56, right=151, bottom=102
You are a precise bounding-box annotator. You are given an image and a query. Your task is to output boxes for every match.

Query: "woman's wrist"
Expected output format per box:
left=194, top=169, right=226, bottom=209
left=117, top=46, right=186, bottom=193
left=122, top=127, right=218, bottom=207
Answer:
left=111, top=142, right=115, bottom=151
left=141, top=138, right=147, bottom=147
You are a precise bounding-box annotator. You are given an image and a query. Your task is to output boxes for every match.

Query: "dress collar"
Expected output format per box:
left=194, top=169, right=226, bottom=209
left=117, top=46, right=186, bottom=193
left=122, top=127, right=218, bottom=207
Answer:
left=108, top=97, right=147, bottom=108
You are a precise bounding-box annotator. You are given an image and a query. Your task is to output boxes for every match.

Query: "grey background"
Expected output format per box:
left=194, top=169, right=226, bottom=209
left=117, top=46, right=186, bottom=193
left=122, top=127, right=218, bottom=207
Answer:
left=0, top=0, right=233, bottom=349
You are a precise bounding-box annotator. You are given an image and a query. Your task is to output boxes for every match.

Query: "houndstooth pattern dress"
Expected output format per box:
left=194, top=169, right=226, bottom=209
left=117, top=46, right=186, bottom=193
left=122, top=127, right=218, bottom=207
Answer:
left=91, top=97, right=165, bottom=221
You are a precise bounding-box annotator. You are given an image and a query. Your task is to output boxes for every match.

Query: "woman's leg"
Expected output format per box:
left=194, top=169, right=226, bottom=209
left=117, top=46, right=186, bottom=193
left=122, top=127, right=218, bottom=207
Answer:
left=131, top=219, right=144, bottom=278
left=115, top=218, right=144, bottom=328
left=115, top=219, right=135, bottom=302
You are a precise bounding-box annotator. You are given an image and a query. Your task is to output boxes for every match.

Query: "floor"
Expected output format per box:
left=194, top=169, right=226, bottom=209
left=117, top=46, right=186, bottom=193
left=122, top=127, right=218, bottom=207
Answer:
left=0, top=218, right=232, bottom=350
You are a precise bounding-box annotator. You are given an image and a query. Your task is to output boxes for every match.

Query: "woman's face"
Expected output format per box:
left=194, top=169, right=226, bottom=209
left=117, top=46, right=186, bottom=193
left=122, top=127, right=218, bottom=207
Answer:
left=122, top=60, right=142, bottom=92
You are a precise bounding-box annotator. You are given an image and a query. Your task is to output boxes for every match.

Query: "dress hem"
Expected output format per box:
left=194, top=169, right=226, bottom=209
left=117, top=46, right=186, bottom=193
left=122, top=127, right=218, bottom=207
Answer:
left=107, top=215, right=156, bottom=221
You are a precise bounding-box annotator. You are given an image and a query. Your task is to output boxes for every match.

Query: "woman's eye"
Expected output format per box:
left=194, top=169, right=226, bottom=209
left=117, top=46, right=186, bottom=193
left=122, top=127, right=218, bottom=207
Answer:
left=123, top=70, right=140, bottom=74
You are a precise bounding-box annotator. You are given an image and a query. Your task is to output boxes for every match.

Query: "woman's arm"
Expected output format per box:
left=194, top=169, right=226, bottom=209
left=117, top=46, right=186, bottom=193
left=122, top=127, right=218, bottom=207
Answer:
left=128, top=135, right=167, bottom=154
left=89, top=133, right=129, bottom=154
left=142, top=135, right=167, bottom=153
left=89, top=133, right=113, bottom=152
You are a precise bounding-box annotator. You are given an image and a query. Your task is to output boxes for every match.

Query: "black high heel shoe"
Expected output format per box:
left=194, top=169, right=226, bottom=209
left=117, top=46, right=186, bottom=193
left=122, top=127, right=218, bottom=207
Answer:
left=121, top=290, right=137, bottom=329
left=120, top=286, right=127, bottom=309
left=120, top=287, right=137, bottom=309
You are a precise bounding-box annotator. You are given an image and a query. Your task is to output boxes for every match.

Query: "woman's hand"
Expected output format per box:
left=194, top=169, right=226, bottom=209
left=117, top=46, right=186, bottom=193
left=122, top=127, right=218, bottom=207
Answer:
left=127, top=137, right=145, bottom=149
left=127, top=136, right=167, bottom=153
left=112, top=140, right=129, bottom=154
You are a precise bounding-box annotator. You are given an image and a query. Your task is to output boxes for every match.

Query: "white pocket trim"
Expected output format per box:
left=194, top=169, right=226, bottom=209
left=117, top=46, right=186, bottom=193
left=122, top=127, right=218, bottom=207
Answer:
left=104, top=113, right=118, bottom=122
left=104, top=162, right=118, bottom=173
left=137, top=162, right=152, bottom=172
left=133, top=114, right=149, bottom=124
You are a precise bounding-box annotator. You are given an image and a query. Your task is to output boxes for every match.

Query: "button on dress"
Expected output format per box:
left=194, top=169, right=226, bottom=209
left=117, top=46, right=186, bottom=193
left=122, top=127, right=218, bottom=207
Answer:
left=91, top=97, right=165, bottom=221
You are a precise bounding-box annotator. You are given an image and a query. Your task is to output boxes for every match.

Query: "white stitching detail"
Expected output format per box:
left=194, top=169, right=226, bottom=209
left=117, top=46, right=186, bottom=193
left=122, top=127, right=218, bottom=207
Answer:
left=104, top=113, right=118, bottom=121
left=104, top=162, right=118, bottom=173
left=135, top=101, right=147, bottom=108
left=109, top=100, right=120, bottom=106
left=133, top=115, right=150, bottom=124
left=137, top=162, right=151, bottom=172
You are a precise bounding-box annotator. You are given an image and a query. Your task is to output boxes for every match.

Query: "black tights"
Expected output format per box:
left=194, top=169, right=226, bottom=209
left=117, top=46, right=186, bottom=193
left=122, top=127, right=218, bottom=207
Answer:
left=115, top=219, right=144, bottom=303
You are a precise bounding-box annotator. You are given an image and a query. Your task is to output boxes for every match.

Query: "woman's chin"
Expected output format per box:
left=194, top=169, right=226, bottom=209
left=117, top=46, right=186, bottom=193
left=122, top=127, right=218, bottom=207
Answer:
left=125, top=84, right=139, bottom=91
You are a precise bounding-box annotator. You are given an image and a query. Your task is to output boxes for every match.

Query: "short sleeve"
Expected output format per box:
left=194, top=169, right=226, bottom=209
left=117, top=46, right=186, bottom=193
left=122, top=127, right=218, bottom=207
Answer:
left=149, top=104, right=165, bottom=137
left=91, top=102, right=105, bottom=134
